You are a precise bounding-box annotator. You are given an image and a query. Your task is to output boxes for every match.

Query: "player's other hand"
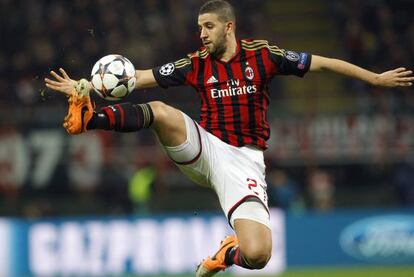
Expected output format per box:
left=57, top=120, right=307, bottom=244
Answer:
left=44, top=68, right=80, bottom=96
left=375, top=67, right=414, bottom=87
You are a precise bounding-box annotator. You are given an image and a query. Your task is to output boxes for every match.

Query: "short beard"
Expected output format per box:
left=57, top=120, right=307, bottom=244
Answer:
left=210, top=43, right=226, bottom=59
left=208, top=34, right=227, bottom=59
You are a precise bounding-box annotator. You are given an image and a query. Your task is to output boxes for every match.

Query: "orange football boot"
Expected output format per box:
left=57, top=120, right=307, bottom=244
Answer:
left=195, top=235, right=238, bottom=277
left=63, top=79, right=94, bottom=134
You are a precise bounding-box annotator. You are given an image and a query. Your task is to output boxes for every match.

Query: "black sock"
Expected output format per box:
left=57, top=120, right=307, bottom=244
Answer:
left=224, top=247, right=236, bottom=266
left=225, top=246, right=254, bottom=269
left=87, top=112, right=110, bottom=130
left=87, top=103, right=154, bottom=132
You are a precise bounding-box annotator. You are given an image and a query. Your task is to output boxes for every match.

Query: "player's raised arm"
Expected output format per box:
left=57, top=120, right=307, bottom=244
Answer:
left=135, top=69, right=159, bottom=89
left=309, top=55, right=414, bottom=87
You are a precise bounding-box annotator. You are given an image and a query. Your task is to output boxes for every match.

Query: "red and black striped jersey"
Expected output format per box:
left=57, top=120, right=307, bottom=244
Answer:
left=152, top=39, right=312, bottom=149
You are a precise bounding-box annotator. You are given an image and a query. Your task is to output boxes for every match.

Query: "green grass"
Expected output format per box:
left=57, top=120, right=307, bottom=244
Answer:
left=129, top=267, right=414, bottom=277
left=279, top=266, right=414, bottom=277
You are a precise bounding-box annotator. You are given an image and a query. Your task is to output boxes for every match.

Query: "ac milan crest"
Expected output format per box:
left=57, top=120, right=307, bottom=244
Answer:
left=245, top=65, right=254, bottom=80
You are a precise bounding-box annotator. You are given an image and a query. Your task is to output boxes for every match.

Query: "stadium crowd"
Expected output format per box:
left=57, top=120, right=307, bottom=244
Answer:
left=333, top=0, right=414, bottom=115
left=1, top=0, right=413, bottom=217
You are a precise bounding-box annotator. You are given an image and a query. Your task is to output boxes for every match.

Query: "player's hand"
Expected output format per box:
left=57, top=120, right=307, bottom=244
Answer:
left=375, top=67, right=414, bottom=87
left=44, top=68, right=79, bottom=96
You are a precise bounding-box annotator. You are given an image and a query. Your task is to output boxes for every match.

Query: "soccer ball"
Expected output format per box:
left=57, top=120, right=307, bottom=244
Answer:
left=90, top=54, right=136, bottom=101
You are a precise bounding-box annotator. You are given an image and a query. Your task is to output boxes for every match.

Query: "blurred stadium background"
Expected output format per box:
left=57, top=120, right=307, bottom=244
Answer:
left=1, top=0, right=414, bottom=276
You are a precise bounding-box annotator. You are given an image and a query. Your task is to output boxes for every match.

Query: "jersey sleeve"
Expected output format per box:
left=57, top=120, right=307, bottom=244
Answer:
left=267, top=44, right=312, bottom=77
left=152, top=58, right=194, bottom=88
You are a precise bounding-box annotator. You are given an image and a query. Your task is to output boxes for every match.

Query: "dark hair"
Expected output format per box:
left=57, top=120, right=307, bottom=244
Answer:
left=199, top=0, right=236, bottom=24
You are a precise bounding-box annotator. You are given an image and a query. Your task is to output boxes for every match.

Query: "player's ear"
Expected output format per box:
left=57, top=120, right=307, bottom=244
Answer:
left=226, top=21, right=234, bottom=34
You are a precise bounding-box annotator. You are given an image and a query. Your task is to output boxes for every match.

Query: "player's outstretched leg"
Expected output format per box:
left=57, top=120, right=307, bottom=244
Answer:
left=63, top=86, right=188, bottom=148
left=196, top=219, right=271, bottom=277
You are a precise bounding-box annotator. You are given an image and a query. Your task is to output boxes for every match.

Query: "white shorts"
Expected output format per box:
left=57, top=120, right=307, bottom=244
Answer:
left=163, top=113, right=270, bottom=229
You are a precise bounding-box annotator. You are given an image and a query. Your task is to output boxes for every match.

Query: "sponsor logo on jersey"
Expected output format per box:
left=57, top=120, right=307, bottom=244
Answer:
left=210, top=79, right=257, bottom=99
left=285, top=51, right=300, bottom=62
left=159, top=63, right=175, bottom=76
left=245, top=65, right=254, bottom=80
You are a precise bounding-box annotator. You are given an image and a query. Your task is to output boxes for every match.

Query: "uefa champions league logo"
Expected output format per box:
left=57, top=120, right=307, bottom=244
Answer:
left=159, top=63, right=175, bottom=76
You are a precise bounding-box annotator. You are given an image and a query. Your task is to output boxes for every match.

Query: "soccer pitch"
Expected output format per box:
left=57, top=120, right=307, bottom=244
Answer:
left=278, top=266, right=414, bottom=277
left=133, top=267, right=414, bottom=277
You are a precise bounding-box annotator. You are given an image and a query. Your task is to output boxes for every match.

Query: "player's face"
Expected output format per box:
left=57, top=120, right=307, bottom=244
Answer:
left=198, top=13, right=228, bottom=57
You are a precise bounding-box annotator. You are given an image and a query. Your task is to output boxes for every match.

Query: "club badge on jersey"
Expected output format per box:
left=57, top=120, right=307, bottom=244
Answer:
left=245, top=64, right=254, bottom=80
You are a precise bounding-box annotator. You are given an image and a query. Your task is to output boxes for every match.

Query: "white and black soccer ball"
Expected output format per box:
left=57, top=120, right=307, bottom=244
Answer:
left=90, top=54, right=136, bottom=101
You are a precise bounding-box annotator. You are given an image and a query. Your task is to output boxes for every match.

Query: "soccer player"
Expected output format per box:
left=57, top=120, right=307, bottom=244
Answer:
left=45, top=0, right=414, bottom=276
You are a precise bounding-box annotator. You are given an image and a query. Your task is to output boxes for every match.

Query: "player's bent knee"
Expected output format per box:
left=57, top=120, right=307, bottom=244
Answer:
left=147, top=101, right=187, bottom=146
left=148, top=101, right=181, bottom=128
left=241, top=244, right=272, bottom=269
left=148, top=101, right=169, bottom=123
left=246, top=250, right=271, bottom=269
